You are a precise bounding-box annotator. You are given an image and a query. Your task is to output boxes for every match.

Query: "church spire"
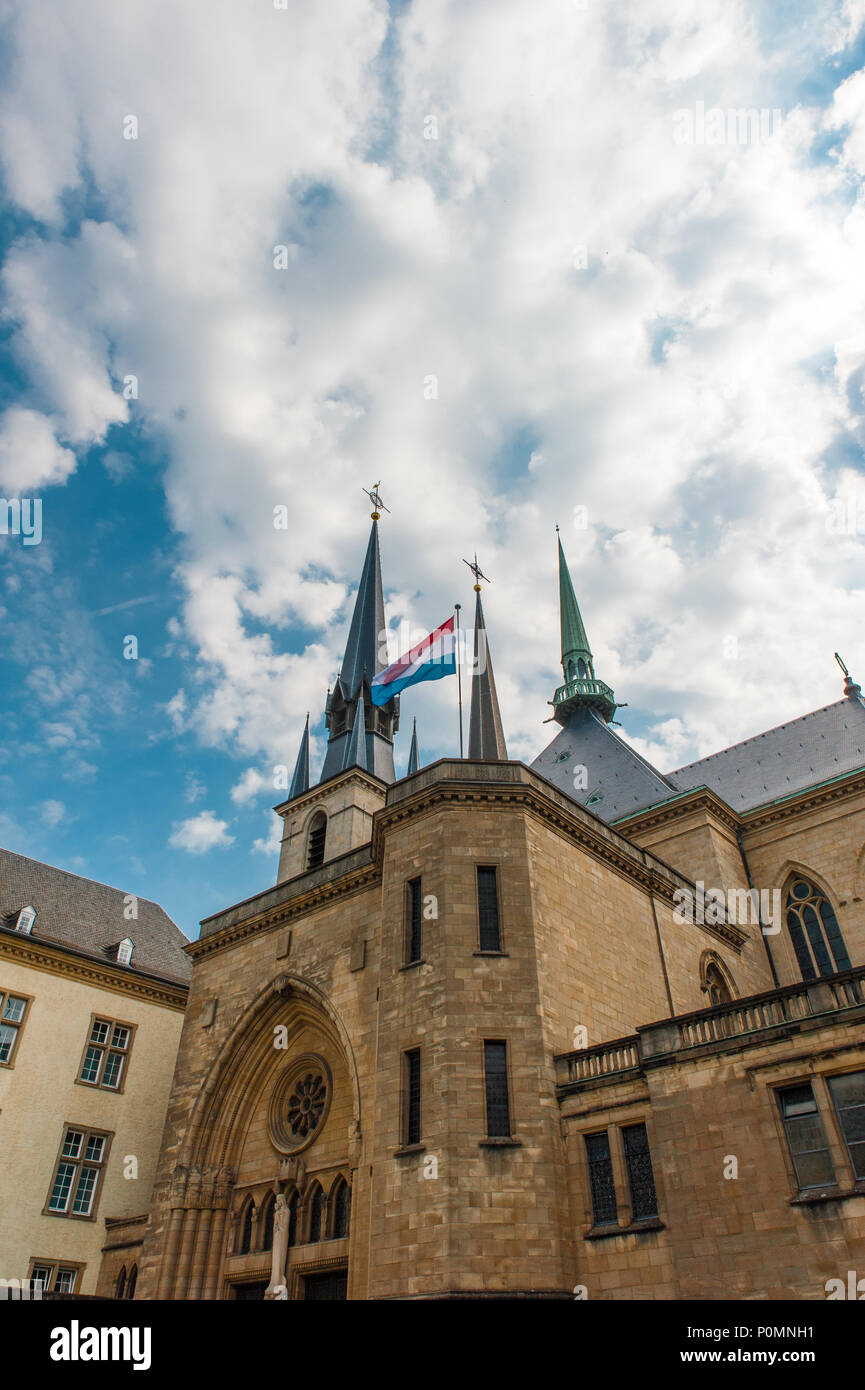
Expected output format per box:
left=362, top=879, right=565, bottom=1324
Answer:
left=288, top=713, right=310, bottom=798
left=464, top=557, right=508, bottom=760
left=407, top=718, right=420, bottom=775
left=552, top=529, right=616, bottom=724
left=319, top=489, right=399, bottom=784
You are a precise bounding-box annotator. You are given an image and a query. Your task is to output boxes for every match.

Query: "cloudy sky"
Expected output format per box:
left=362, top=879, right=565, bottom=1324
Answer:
left=2, top=0, right=865, bottom=938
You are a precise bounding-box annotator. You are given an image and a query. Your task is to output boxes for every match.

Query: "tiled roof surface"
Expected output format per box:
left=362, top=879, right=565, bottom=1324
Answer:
left=0, top=848, right=191, bottom=985
left=666, top=698, right=865, bottom=811
left=531, top=706, right=677, bottom=822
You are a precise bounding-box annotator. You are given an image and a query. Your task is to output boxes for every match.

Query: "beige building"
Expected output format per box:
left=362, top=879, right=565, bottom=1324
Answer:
left=0, top=850, right=190, bottom=1297
left=137, top=517, right=865, bottom=1299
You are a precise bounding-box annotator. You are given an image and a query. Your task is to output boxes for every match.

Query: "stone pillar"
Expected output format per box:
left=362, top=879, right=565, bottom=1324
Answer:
left=158, top=1165, right=189, bottom=1300
left=173, top=1168, right=203, bottom=1298
left=202, top=1170, right=234, bottom=1301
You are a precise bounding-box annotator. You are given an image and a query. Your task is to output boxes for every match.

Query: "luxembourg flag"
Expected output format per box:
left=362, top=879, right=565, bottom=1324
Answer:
left=370, top=617, right=456, bottom=706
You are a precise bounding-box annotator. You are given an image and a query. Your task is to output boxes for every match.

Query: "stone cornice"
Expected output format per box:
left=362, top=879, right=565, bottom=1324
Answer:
left=613, top=788, right=742, bottom=837
left=273, top=768, right=386, bottom=820
left=188, top=861, right=380, bottom=963
left=740, top=767, right=865, bottom=833
left=0, top=933, right=188, bottom=1011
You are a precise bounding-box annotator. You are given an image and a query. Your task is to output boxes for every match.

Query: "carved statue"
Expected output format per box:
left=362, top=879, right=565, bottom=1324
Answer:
left=264, top=1194, right=289, bottom=1300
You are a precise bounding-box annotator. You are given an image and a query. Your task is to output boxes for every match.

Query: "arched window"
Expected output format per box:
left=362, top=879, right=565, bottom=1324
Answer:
left=126, top=1265, right=137, bottom=1300
left=306, top=812, right=327, bottom=870
left=287, top=1190, right=299, bottom=1248
left=260, top=1192, right=276, bottom=1252
left=307, top=1183, right=324, bottom=1243
left=577, top=658, right=587, bottom=679
left=706, top=963, right=732, bottom=1006
left=331, top=1178, right=350, bottom=1239
left=785, top=877, right=851, bottom=981
left=567, top=660, right=576, bottom=681
left=238, top=1198, right=255, bottom=1255
left=114, top=1266, right=127, bottom=1300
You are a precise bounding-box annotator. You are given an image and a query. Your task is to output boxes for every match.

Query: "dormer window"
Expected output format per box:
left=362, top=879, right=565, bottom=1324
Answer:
left=114, top=938, right=134, bottom=967
left=15, top=907, right=36, bottom=935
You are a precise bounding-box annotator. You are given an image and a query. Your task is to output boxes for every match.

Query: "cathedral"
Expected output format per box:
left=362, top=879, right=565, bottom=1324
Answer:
left=138, top=506, right=865, bottom=1300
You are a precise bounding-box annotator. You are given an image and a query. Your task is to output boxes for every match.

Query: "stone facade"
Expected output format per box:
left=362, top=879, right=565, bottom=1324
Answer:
left=137, top=755, right=865, bottom=1299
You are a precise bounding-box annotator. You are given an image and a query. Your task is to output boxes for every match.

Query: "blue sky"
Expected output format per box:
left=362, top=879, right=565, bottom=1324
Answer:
left=2, top=0, right=865, bottom=940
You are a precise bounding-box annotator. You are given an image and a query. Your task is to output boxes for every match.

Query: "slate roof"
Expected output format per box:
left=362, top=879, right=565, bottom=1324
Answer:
left=0, top=848, right=191, bottom=986
left=666, top=697, right=865, bottom=812
left=531, top=706, right=677, bottom=821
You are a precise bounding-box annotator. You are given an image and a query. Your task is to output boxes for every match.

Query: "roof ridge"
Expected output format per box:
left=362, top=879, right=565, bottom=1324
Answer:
left=0, top=846, right=171, bottom=916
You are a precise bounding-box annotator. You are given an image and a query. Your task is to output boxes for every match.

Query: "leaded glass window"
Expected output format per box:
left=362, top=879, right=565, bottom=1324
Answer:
left=406, top=878, right=423, bottom=963
left=483, top=1040, right=510, bottom=1138
left=405, top=1048, right=421, bottom=1146
left=477, top=866, right=501, bottom=951
left=777, top=1083, right=835, bottom=1189
left=307, top=1184, right=324, bottom=1243
left=828, top=1071, right=865, bottom=1180
left=785, top=878, right=851, bottom=981
left=585, top=1132, right=617, bottom=1226
left=623, top=1123, right=659, bottom=1219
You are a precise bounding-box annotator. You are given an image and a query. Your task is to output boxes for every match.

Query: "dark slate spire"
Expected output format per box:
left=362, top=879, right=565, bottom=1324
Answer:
left=552, top=530, right=617, bottom=725
left=343, top=690, right=369, bottom=772
left=468, top=587, right=508, bottom=760
left=340, top=520, right=386, bottom=697
left=288, top=713, right=310, bottom=798
left=320, top=500, right=399, bottom=784
left=407, top=718, right=420, bottom=775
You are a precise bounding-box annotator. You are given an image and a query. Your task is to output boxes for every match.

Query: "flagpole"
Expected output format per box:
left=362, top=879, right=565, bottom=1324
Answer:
left=454, top=603, right=464, bottom=757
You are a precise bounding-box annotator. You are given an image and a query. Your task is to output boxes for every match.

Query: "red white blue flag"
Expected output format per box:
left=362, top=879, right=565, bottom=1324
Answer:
left=370, top=617, right=456, bottom=706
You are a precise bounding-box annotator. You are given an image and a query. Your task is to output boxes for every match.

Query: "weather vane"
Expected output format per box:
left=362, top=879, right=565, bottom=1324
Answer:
left=363, top=482, right=390, bottom=520
left=462, top=552, right=491, bottom=591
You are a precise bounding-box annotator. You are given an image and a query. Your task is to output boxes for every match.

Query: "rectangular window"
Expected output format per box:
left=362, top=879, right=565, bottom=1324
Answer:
left=585, top=1132, right=618, bottom=1226
left=828, top=1071, right=865, bottom=1180
left=77, top=1017, right=133, bottom=1091
left=28, top=1261, right=81, bottom=1295
left=777, top=1083, right=835, bottom=1189
left=46, top=1126, right=111, bottom=1219
left=404, top=1049, right=421, bottom=1146
left=477, top=866, right=501, bottom=952
left=483, top=1040, right=511, bottom=1137
left=0, top=990, right=31, bottom=1065
left=406, top=878, right=423, bottom=964
left=622, top=1122, right=659, bottom=1219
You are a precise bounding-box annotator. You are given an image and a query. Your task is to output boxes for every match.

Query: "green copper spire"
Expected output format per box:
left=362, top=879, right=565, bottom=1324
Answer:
left=558, top=532, right=593, bottom=680
left=552, top=530, right=617, bottom=724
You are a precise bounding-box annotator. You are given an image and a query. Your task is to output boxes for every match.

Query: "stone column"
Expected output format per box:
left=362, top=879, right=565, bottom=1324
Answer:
left=173, top=1168, right=203, bottom=1298
left=202, top=1170, right=234, bottom=1301
left=157, top=1165, right=189, bottom=1300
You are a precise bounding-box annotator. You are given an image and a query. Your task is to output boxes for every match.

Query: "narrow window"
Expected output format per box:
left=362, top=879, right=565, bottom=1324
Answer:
left=785, top=878, right=851, bottom=981
left=828, top=1071, right=865, bottom=1180
left=0, top=991, right=30, bottom=1065
left=115, top=1266, right=127, bottom=1299
left=287, top=1191, right=299, bottom=1247
left=705, top=963, right=732, bottom=1005
left=406, top=878, right=423, bottom=963
left=585, top=1132, right=618, bottom=1226
left=477, top=866, right=501, bottom=952
left=46, top=1127, right=110, bottom=1218
left=78, top=1017, right=133, bottom=1091
left=126, top=1265, right=137, bottom=1300
left=238, top=1198, right=254, bottom=1254
left=404, top=1048, right=421, bottom=1146
left=331, top=1178, right=350, bottom=1239
left=261, top=1192, right=275, bottom=1251
left=307, top=1184, right=324, bottom=1243
left=622, top=1123, right=659, bottom=1219
left=483, top=1040, right=511, bottom=1138
left=777, top=1083, right=835, bottom=1189
left=307, top=812, right=327, bottom=870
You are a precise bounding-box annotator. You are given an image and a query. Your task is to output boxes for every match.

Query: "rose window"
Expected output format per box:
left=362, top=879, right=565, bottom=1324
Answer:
left=286, top=1073, right=327, bottom=1138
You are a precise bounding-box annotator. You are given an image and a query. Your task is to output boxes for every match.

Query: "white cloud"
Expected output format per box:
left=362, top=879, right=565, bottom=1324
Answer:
left=168, top=810, right=235, bottom=855
left=252, top=814, right=282, bottom=858
left=39, top=799, right=66, bottom=828
left=0, top=408, right=76, bottom=492
left=0, top=0, right=864, bottom=784
left=231, top=767, right=270, bottom=805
